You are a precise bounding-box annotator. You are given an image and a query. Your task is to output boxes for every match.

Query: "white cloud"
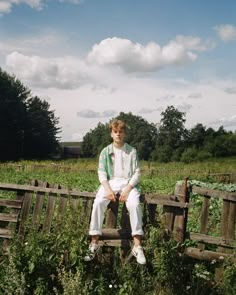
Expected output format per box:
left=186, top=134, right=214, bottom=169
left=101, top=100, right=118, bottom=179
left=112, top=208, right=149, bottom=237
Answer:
left=0, top=1, right=12, bottom=14
left=87, top=36, right=211, bottom=72
left=6, top=51, right=90, bottom=89
left=176, top=102, right=192, bottom=112
left=188, top=92, right=202, bottom=99
left=0, top=0, right=81, bottom=15
left=224, top=87, right=236, bottom=94
left=0, top=0, right=44, bottom=15
left=211, top=115, right=236, bottom=129
left=77, top=109, right=117, bottom=118
left=215, top=24, right=236, bottom=42
left=157, top=94, right=175, bottom=101
left=0, top=34, right=61, bottom=55
left=59, top=0, right=82, bottom=3
left=175, top=35, right=215, bottom=51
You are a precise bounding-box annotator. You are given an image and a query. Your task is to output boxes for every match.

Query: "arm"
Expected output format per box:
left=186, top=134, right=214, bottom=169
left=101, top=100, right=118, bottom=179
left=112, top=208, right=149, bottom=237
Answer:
left=98, top=149, right=116, bottom=202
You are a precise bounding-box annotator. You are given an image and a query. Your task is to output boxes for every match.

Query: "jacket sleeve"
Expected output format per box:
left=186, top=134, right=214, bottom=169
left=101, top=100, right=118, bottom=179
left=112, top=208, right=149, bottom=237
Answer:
left=98, top=149, right=108, bottom=184
left=128, top=149, right=140, bottom=187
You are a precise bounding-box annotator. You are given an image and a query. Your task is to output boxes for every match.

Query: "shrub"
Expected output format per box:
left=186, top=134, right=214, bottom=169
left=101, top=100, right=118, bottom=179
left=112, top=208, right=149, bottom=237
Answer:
left=181, top=148, right=198, bottom=163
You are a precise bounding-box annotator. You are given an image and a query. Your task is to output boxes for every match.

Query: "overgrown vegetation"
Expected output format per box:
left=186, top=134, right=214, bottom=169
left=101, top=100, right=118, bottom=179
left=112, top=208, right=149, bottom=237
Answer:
left=0, top=159, right=236, bottom=294
left=1, top=220, right=235, bottom=294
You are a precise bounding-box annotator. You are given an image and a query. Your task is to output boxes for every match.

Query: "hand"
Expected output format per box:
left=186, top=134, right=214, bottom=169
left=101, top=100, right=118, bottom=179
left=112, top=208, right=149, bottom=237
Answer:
left=119, top=185, right=132, bottom=202
left=106, top=192, right=117, bottom=202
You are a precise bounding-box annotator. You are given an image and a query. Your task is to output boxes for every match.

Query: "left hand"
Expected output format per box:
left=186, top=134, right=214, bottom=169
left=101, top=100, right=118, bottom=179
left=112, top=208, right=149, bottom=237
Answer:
left=119, top=184, right=132, bottom=202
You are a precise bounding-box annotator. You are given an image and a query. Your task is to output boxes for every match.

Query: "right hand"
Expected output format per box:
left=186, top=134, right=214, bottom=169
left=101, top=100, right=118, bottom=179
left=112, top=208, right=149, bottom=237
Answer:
left=106, top=192, right=117, bottom=202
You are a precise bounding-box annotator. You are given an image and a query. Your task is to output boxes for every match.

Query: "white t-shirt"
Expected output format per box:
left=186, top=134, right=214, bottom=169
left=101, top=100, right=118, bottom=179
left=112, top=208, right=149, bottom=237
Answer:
left=113, top=145, right=127, bottom=179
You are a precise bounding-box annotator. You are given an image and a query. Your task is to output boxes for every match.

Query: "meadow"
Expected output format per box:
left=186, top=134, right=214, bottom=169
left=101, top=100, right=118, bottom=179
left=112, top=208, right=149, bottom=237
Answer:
left=0, top=158, right=236, bottom=295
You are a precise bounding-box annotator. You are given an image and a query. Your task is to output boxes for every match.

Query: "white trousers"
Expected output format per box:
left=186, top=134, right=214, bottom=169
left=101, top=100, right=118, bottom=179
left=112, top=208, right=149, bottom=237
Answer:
left=89, top=178, right=144, bottom=236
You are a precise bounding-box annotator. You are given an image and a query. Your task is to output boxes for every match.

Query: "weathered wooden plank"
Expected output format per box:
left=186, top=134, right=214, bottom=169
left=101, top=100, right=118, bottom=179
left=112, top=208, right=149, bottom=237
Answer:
left=192, top=186, right=236, bottom=202
left=81, top=198, right=93, bottom=225
left=0, top=228, right=13, bottom=239
left=18, top=180, right=36, bottom=236
left=144, top=197, right=191, bottom=208
left=103, top=199, right=119, bottom=263
left=226, top=202, right=236, bottom=240
left=185, top=247, right=236, bottom=262
left=56, top=184, right=67, bottom=220
left=162, top=206, right=175, bottom=231
left=120, top=203, right=132, bottom=259
left=43, top=184, right=58, bottom=232
left=0, top=183, right=96, bottom=198
left=161, top=194, right=180, bottom=232
left=198, top=195, right=210, bottom=250
left=189, top=233, right=235, bottom=247
left=105, top=200, right=119, bottom=229
left=120, top=203, right=131, bottom=231
left=147, top=204, right=157, bottom=225
left=218, top=200, right=230, bottom=253
left=99, top=239, right=130, bottom=247
left=173, top=184, right=185, bottom=242
left=0, top=213, right=18, bottom=223
left=101, top=228, right=132, bottom=239
left=0, top=199, right=22, bottom=209
left=57, top=196, right=68, bottom=217
left=32, top=181, right=48, bottom=228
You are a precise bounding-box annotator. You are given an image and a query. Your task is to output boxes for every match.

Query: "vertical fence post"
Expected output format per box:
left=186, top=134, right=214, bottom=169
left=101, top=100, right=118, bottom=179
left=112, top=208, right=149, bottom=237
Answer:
left=182, top=177, right=189, bottom=243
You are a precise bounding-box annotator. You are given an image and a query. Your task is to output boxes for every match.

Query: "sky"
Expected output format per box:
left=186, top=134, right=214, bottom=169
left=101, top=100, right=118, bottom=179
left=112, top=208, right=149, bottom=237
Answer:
left=0, top=0, right=236, bottom=141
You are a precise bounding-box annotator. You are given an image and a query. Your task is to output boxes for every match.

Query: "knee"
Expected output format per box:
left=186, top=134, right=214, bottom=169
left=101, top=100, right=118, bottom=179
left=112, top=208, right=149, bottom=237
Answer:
left=126, top=201, right=140, bottom=212
left=93, top=197, right=107, bottom=210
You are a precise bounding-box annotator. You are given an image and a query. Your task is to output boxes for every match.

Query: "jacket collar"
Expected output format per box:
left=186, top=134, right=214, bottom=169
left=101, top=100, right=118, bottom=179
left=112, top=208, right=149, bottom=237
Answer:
left=107, top=143, right=132, bottom=155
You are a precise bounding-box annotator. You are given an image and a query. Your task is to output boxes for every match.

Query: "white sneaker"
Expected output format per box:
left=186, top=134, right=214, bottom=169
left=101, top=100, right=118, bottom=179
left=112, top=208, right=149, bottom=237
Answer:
left=84, top=243, right=100, bottom=262
left=132, top=246, right=146, bottom=265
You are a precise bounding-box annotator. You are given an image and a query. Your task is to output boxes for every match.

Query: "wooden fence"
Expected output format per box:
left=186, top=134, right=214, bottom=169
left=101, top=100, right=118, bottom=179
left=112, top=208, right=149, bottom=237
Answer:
left=0, top=179, right=235, bottom=262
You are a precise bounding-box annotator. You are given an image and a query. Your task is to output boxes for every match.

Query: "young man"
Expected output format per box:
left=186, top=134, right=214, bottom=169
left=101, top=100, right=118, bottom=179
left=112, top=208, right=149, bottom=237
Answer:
left=84, top=119, right=146, bottom=264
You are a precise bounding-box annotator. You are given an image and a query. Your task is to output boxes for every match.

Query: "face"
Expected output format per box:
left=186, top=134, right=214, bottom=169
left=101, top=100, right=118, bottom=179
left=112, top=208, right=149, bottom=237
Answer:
left=111, top=128, right=125, bottom=145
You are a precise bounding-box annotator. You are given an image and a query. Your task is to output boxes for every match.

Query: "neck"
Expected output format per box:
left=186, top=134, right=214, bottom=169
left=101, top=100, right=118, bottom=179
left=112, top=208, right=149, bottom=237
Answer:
left=113, top=142, right=124, bottom=149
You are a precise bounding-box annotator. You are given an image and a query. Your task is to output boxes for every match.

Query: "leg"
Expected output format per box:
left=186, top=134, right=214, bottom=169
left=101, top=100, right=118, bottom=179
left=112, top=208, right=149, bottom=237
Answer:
left=125, top=189, right=146, bottom=264
left=84, top=186, right=110, bottom=262
left=125, top=188, right=144, bottom=237
left=89, top=186, right=110, bottom=237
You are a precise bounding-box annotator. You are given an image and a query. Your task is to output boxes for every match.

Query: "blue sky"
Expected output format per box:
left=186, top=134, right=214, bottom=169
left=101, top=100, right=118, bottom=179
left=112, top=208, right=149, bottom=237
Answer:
left=0, top=0, right=236, bottom=141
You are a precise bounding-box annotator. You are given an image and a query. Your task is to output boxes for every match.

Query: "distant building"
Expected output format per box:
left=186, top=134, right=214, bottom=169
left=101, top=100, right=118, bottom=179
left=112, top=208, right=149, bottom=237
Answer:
left=63, top=146, right=81, bottom=158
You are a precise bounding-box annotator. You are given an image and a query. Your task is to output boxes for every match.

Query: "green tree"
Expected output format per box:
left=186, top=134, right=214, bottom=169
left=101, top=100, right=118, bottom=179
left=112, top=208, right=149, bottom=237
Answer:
left=24, top=96, right=60, bottom=159
left=81, top=112, right=157, bottom=160
left=0, top=69, right=28, bottom=160
left=153, top=106, right=186, bottom=162
left=81, top=122, right=110, bottom=158
left=0, top=68, right=60, bottom=160
left=188, top=123, right=206, bottom=149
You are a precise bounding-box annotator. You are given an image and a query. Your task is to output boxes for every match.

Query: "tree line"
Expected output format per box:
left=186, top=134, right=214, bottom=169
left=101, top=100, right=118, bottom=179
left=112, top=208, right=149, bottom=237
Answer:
left=1, top=68, right=235, bottom=162
left=81, top=108, right=236, bottom=163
